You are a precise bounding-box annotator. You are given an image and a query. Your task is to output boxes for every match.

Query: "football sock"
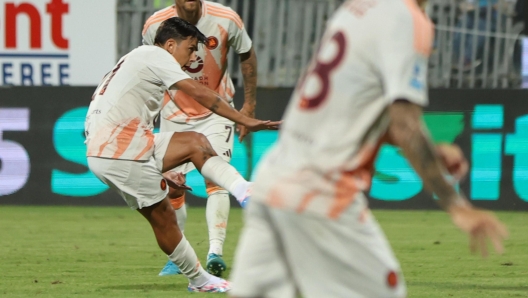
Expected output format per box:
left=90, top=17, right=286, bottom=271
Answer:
left=200, top=156, right=249, bottom=203
left=168, top=235, right=211, bottom=286
left=206, top=191, right=230, bottom=256
left=175, top=205, right=187, bottom=233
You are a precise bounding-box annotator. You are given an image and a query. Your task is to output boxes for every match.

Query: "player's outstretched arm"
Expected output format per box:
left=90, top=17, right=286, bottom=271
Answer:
left=237, top=47, right=258, bottom=141
left=386, top=100, right=508, bottom=257
left=171, top=79, right=280, bottom=132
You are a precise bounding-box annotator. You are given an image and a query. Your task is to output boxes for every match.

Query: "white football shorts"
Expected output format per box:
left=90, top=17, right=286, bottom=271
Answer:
left=160, top=113, right=234, bottom=174
left=230, top=193, right=407, bottom=298
left=87, top=132, right=174, bottom=209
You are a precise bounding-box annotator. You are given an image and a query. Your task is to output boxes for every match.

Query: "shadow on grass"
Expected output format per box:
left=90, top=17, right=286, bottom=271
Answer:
left=409, top=281, right=528, bottom=292
left=99, top=284, right=182, bottom=291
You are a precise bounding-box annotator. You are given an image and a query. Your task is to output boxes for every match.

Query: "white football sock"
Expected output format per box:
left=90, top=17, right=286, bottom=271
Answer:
left=200, top=156, right=249, bottom=203
left=206, top=191, right=230, bottom=256
left=168, top=235, right=211, bottom=287
left=175, top=205, right=187, bottom=233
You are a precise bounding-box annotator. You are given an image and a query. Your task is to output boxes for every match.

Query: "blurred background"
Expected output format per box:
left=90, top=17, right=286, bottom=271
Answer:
left=1, top=0, right=528, bottom=211
left=116, top=0, right=528, bottom=88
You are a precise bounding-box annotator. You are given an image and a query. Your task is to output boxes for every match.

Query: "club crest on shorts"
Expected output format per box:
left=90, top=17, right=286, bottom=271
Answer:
left=160, top=179, right=167, bottom=191
left=206, top=36, right=219, bottom=50
left=387, top=271, right=398, bottom=288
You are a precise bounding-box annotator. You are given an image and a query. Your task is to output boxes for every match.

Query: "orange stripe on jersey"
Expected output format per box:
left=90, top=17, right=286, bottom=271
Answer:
left=296, top=190, right=319, bottom=214
left=206, top=7, right=243, bottom=29
left=142, top=6, right=177, bottom=35
left=166, top=110, right=186, bottom=121
left=162, top=92, right=172, bottom=108
left=112, top=118, right=141, bottom=159
left=133, top=130, right=154, bottom=160
left=267, top=188, right=285, bottom=208
left=207, top=10, right=243, bottom=29
left=328, top=172, right=359, bottom=219
left=96, top=125, right=123, bottom=157
left=402, top=0, right=434, bottom=56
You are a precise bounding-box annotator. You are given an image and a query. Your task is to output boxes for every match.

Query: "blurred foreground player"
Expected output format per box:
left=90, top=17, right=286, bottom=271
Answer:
left=229, top=0, right=508, bottom=297
left=85, top=17, right=278, bottom=293
left=142, top=0, right=257, bottom=277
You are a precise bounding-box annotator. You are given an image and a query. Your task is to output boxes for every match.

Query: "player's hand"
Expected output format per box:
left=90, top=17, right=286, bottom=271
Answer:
left=237, top=104, right=255, bottom=142
left=437, top=143, right=469, bottom=181
left=163, top=172, right=192, bottom=191
left=242, top=118, right=281, bottom=137
left=449, top=204, right=508, bottom=257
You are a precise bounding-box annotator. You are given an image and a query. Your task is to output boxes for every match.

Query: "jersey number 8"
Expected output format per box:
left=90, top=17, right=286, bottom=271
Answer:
left=299, top=31, right=346, bottom=110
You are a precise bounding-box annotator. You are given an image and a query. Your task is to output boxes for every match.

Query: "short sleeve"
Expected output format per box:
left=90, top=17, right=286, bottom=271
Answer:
left=378, top=7, right=434, bottom=107
left=227, top=12, right=252, bottom=54
left=148, top=49, right=191, bottom=89
left=142, top=23, right=157, bottom=45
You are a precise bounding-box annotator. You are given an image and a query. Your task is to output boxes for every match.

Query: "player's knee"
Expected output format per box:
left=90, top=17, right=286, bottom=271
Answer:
left=188, top=131, right=207, bottom=143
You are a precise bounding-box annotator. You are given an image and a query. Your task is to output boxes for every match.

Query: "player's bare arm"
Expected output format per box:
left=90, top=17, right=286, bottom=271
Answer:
left=171, top=78, right=280, bottom=132
left=237, top=47, right=258, bottom=141
left=436, top=143, right=469, bottom=181
left=386, top=100, right=508, bottom=257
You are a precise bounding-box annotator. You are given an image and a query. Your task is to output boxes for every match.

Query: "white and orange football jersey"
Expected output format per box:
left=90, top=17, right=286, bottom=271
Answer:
left=85, top=46, right=190, bottom=160
left=251, top=0, right=434, bottom=218
left=142, top=0, right=252, bottom=123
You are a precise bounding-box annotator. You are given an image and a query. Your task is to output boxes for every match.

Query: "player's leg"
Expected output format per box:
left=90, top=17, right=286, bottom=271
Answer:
left=269, top=193, right=406, bottom=298
left=229, top=201, right=296, bottom=298
left=158, top=186, right=187, bottom=276
left=204, top=180, right=230, bottom=276
left=157, top=110, right=191, bottom=276
left=201, top=120, right=235, bottom=277
left=87, top=157, right=229, bottom=293
left=136, top=197, right=229, bottom=291
left=158, top=131, right=251, bottom=204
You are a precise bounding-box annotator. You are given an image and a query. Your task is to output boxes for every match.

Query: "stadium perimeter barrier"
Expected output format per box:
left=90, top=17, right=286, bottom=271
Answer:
left=1, top=87, right=528, bottom=211
left=118, top=0, right=526, bottom=89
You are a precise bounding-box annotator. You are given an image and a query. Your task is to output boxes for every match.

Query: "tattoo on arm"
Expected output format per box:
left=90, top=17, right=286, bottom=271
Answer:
left=388, top=101, right=468, bottom=211
left=240, top=48, right=257, bottom=114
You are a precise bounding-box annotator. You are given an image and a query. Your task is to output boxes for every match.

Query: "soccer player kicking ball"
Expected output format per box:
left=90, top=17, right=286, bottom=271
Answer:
left=229, top=0, right=508, bottom=297
left=85, top=17, right=278, bottom=293
left=142, top=0, right=258, bottom=277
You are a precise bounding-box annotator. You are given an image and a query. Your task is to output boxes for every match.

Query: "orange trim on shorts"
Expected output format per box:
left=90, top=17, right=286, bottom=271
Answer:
left=170, top=194, right=186, bottom=210
left=206, top=186, right=225, bottom=195
left=402, top=0, right=434, bottom=56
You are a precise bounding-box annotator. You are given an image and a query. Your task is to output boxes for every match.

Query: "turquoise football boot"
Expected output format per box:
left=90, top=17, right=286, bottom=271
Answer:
left=206, top=253, right=227, bottom=277
left=158, top=260, right=182, bottom=276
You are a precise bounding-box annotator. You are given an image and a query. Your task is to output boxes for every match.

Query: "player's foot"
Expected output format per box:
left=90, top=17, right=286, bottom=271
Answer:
left=206, top=253, right=227, bottom=277
left=187, top=277, right=231, bottom=293
left=158, top=260, right=182, bottom=276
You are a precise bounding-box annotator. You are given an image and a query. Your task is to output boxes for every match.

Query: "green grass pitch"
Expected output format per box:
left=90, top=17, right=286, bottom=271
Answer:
left=0, top=206, right=527, bottom=297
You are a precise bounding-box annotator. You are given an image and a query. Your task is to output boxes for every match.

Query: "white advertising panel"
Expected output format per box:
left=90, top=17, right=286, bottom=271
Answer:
left=0, top=0, right=116, bottom=86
